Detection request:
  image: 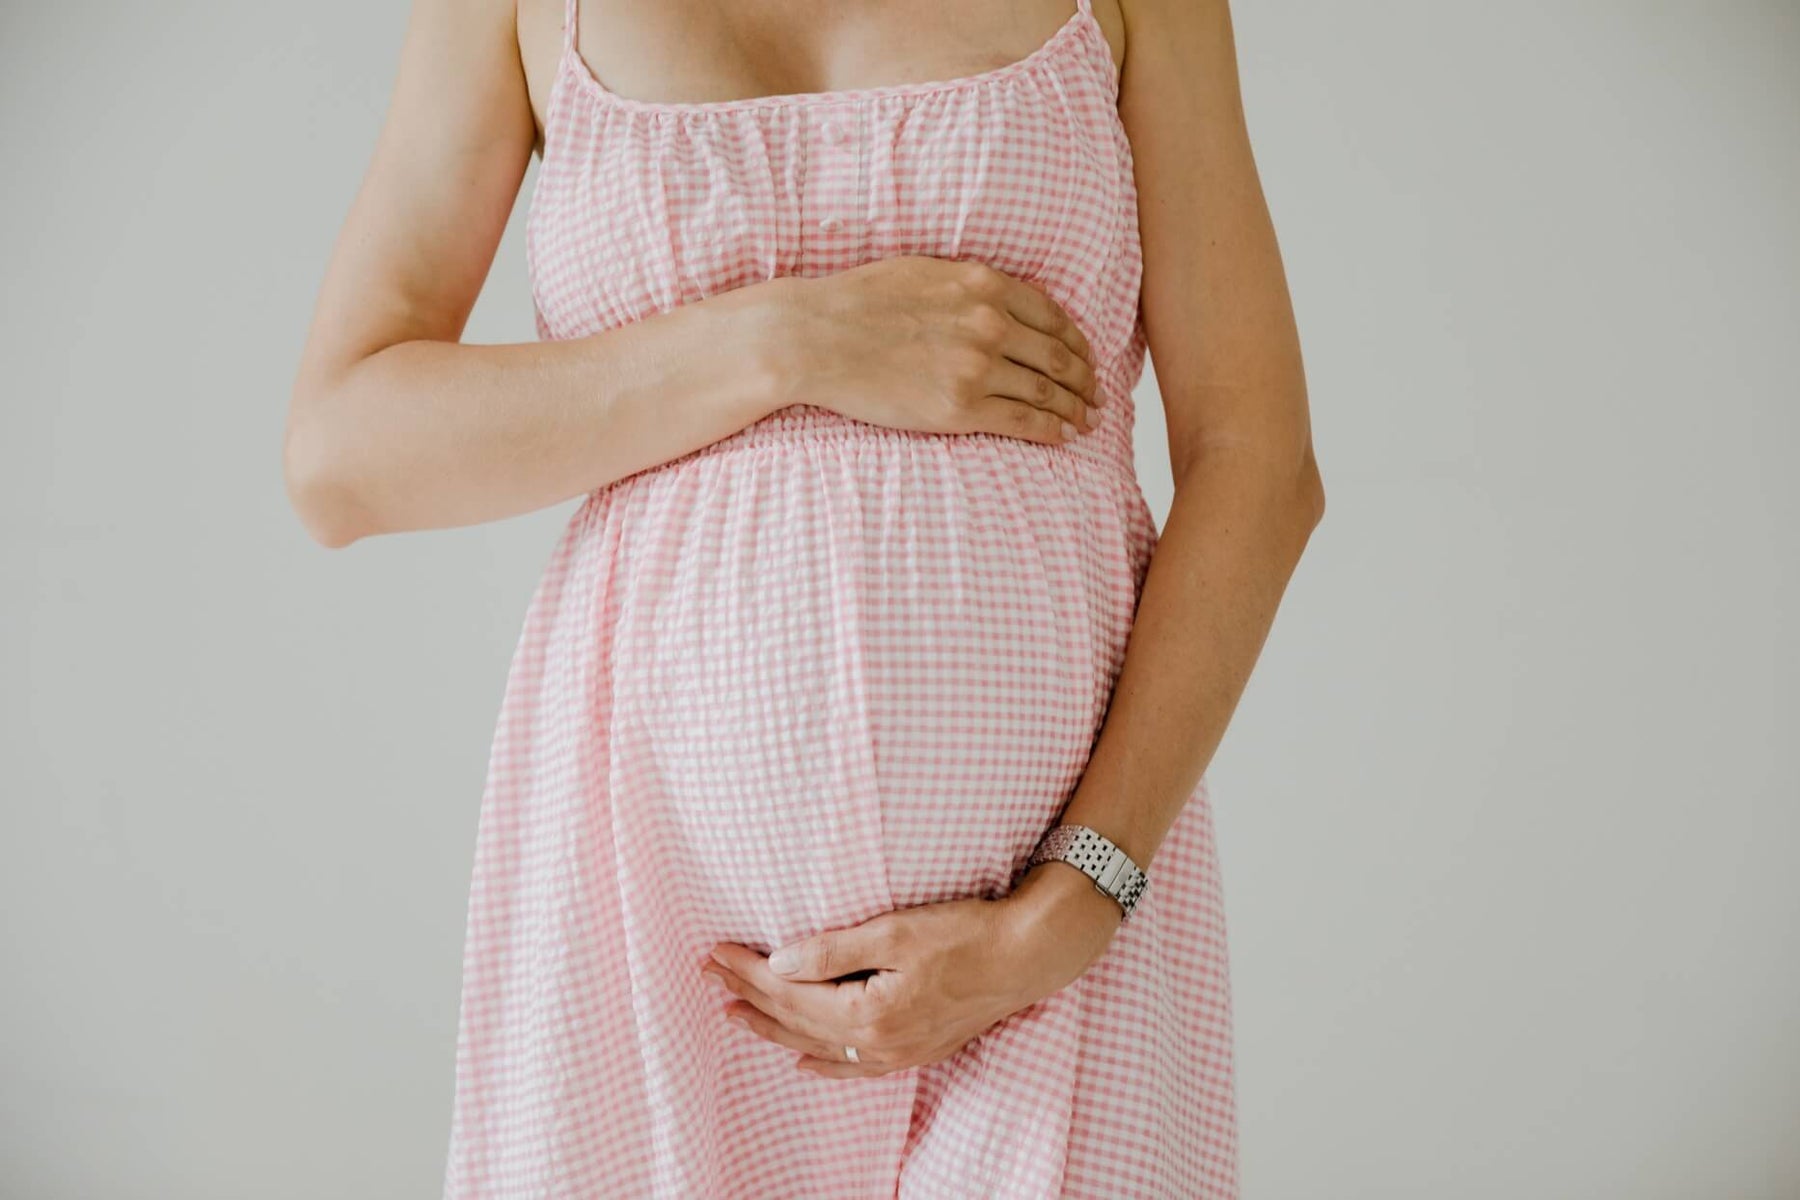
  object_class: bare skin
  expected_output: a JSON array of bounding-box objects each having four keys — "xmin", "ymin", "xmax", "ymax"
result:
[
  {"xmin": 283, "ymin": 0, "xmax": 1107, "ymax": 549},
  {"xmin": 289, "ymin": 0, "xmax": 1323, "ymax": 1078}
]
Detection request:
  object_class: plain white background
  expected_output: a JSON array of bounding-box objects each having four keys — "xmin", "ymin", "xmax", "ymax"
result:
[{"xmin": 3, "ymin": 2, "xmax": 1795, "ymax": 1196}]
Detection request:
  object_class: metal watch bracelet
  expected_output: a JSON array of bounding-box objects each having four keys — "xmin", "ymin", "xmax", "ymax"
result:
[{"xmin": 1023, "ymin": 823, "xmax": 1148, "ymax": 920}]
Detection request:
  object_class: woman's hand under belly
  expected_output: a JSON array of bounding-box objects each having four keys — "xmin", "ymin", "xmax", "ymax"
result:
[{"xmin": 699, "ymin": 860, "xmax": 1122, "ymax": 1077}]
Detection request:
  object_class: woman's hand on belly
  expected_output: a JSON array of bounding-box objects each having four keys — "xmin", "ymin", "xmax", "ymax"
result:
[
  {"xmin": 699, "ymin": 868, "xmax": 1122, "ymax": 1078},
  {"xmin": 763, "ymin": 256, "xmax": 1105, "ymax": 447}
]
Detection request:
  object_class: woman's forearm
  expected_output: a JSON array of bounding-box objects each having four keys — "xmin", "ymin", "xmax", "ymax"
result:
[
  {"xmin": 1011, "ymin": 445, "xmax": 1324, "ymax": 924},
  {"xmin": 284, "ymin": 280, "xmax": 799, "ymax": 548}
]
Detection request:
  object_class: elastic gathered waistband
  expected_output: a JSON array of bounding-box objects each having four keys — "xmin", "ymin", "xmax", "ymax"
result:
[{"xmin": 624, "ymin": 403, "xmax": 1141, "ymax": 491}]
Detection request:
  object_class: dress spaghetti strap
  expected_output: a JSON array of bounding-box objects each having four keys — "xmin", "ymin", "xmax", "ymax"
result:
[{"xmin": 563, "ymin": 0, "xmax": 580, "ymax": 56}]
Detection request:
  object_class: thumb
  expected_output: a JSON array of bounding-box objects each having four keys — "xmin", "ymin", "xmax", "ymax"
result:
[{"xmin": 767, "ymin": 919, "xmax": 893, "ymax": 981}]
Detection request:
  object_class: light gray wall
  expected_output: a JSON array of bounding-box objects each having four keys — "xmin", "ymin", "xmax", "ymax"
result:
[{"xmin": 3, "ymin": 2, "xmax": 1795, "ymax": 1197}]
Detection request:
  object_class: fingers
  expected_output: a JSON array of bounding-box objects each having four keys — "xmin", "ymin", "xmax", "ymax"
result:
[
  {"xmin": 761, "ymin": 918, "xmax": 899, "ymax": 983},
  {"xmin": 947, "ymin": 262, "xmax": 1104, "ymax": 446},
  {"xmin": 999, "ymin": 322, "xmax": 1101, "ymax": 411},
  {"xmin": 726, "ymin": 994, "xmax": 901, "ymax": 1077},
  {"xmin": 970, "ymin": 262, "xmax": 1092, "ymax": 364},
  {"xmin": 704, "ymin": 962, "xmax": 897, "ymax": 1072},
  {"xmin": 963, "ymin": 392, "xmax": 1082, "ymax": 446},
  {"xmin": 983, "ymin": 359, "xmax": 1096, "ymax": 434},
  {"xmin": 724, "ymin": 998, "xmax": 860, "ymax": 1064},
  {"xmin": 705, "ymin": 949, "xmax": 873, "ymax": 1046}
]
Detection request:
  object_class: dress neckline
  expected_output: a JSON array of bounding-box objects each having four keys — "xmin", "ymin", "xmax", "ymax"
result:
[{"xmin": 557, "ymin": 1, "xmax": 1108, "ymax": 118}]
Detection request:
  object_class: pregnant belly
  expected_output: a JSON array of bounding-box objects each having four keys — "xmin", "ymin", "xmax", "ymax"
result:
[{"xmin": 582, "ymin": 404, "xmax": 1158, "ymax": 946}]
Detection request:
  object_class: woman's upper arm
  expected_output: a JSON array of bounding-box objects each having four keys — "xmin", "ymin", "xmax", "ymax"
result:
[
  {"xmin": 293, "ymin": 0, "xmax": 537, "ymax": 399},
  {"xmin": 1116, "ymin": 0, "xmax": 1315, "ymax": 487}
]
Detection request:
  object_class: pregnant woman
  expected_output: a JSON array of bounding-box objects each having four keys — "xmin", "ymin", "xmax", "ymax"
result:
[{"xmin": 285, "ymin": 0, "xmax": 1322, "ymax": 1194}]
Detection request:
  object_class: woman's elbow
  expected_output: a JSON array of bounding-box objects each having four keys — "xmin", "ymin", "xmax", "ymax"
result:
[
  {"xmin": 1298, "ymin": 444, "xmax": 1326, "ymax": 528},
  {"xmin": 283, "ymin": 395, "xmax": 366, "ymax": 550}
]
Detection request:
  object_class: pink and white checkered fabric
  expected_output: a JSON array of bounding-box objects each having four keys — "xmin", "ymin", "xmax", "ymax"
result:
[{"xmin": 442, "ymin": 0, "xmax": 1239, "ymax": 1195}]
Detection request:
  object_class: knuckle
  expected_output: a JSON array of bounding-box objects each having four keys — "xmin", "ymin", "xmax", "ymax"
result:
[
  {"xmin": 948, "ymin": 347, "xmax": 989, "ymax": 393},
  {"xmin": 962, "ymin": 303, "xmax": 1008, "ymax": 347},
  {"xmin": 1032, "ymin": 372, "xmax": 1053, "ymax": 404},
  {"xmin": 1048, "ymin": 340, "xmax": 1071, "ymax": 373},
  {"xmin": 957, "ymin": 259, "xmax": 998, "ymax": 293}
]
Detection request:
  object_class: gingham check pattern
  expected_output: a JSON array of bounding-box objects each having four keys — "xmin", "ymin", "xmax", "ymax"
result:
[{"xmin": 442, "ymin": 0, "xmax": 1239, "ymax": 1195}]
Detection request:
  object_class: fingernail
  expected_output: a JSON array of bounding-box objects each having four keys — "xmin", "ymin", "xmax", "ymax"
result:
[
  {"xmin": 768, "ymin": 947, "xmax": 801, "ymax": 976},
  {"xmin": 1060, "ymin": 421, "xmax": 1079, "ymax": 442},
  {"xmin": 709, "ymin": 947, "xmax": 728, "ymax": 967}
]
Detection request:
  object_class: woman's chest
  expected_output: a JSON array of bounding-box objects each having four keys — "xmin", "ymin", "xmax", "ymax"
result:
[{"xmin": 530, "ymin": 94, "xmax": 1129, "ymax": 335}]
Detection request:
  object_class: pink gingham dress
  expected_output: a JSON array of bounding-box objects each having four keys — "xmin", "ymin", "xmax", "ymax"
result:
[{"xmin": 442, "ymin": 0, "xmax": 1238, "ymax": 1194}]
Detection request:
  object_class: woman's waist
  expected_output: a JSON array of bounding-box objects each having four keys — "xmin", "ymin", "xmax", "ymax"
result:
[{"xmin": 600, "ymin": 403, "xmax": 1144, "ymax": 496}]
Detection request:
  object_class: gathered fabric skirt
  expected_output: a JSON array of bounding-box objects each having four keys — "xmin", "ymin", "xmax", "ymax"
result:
[{"xmin": 442, "ymin": 404, "xmax": 1239, "ymax": 1198}]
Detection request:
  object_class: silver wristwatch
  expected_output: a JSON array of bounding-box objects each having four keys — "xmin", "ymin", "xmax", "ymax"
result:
[{"xmin": 1024, "ymin": 823, "xmax": 1148, "ymax": 920}]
